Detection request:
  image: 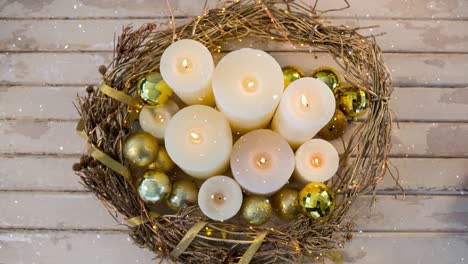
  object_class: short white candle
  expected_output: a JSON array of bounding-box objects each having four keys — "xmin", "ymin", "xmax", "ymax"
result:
[
  {"xmin": 160, "ymin": 39, "xmax": 215, "ymax": 106},
  {"xmin": 212, "ymin": 48, "xmax": 283, "ymax": 134},
  {"xmin": 165, "ymin": 105, "xmax": 232, "ymax": 179},
  {"xmin": 272, "ymin": 77, "xmax": 335, "ymax": 149},
  {"xmin": 139, "ymin": 99, "xmax": 179, "ymax": 140},
  {"xmin": 231, "ymin": 129, "xmax": 295, "ymax": 195},
  {"xmin": 198, "ymin": 175, "xmax": 243, "ymax": 221},
  {"xmin": 294, "ymin": 139, "xmax": 339, "ymax": 183}
]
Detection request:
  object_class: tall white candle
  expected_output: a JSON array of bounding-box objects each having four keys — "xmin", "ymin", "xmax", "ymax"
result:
[
  {"xmin": 139, "ymin": 99, "xmax": 179, "ymax": 140},
  {"xmin": 231, "ymin": 129, "xmax": 295, "ymax": 195},
  {"xmin": 272, "ymin": 77, "xmax": 335, "ymax": 149},
  {"xmin": 212, "ymin": 48, "xmax": 283, "ymax": 134},
  {"xmin": 198, "ymin": 176, "xmax": 243, "ymax": 221},
  {"xmin": 165, "ymin": 105, "xmax": 232, "ymax": 179},
  {"xmin": 294, "ymin": 139, "xmax": 339, "ymax": 183},
  {"xmin": 160, "ymin": 39, "xmax": 215, "ymax": 106}
]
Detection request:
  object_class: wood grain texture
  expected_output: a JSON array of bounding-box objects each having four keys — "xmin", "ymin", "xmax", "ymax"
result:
[
  {"xmin": 0, "ymin": 192, "xmax": 466, "ymax": 231},
  {"xmin": 1, "ymin": 231, "xmax": 467, "ymax": 264},
  {"xmin": 0, "ymin": 0, "xmax": 466, "ymax": 19},
  {"xmin": 2, "ymin": 52, "xmax": 468, "ymax": 86},
  {"xmin": 2, "ymin": 19, "xmax": 468, "ymax": 52}
]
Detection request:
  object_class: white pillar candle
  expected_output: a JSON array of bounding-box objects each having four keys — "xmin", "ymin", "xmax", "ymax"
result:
[
  {"xmin": 231, "ymin": 129, "xmax": 295, "ymax": 195},
  {"xmin": 212, "ymin": 48, "xmax": 283, "ymax": 134},
  {"xmin": 198, "ymin": 175, "xmax": 243, "ymax": 221},
  {"xmin": 160, "ymin": 39, "xmax": 215, "ymax": 106},
  {"xmin": 139, "ymin": 99, "xmax": 179, "ymax": 140},
  {"xmin": 272, "ymin": 77, "xmax": 335, "ymax": 149},
  {"xmin": 165, "ymin": 105, "xmax": 232, "ymax": 179},
  {"xmin": 294, "ymin": 139, "xmax": 339, "ymax": 183}
]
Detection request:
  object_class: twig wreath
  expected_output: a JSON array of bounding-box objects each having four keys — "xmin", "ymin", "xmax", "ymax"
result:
[{"xmin": 74, "ymin": 0, "xmax": 393, "ymax": 263}]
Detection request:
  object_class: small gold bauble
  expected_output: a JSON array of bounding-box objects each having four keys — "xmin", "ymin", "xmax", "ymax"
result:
[
  {"xmin": 123, "ymin": 131, "xmax": 159, "ymax": 167},
  {"xmin": 148, "ymin": 147, "xmax": 175, "ymax": 172},
  {"xmin": 335, "ymin": 85, "xmax": 369, "ymax": 118},
  {"xmin": 167, "ymin": 179, "xmax": 198, "ymax": 210},
  {"xmin": 282, "ymin": 65, "xmax": 304, "ymax": 88},
  {"xmin": 310, "ymin": 66, "xmax": 341, "ymax": 91},
  {"xmin": 317, "ymin": 109, "xmax": 348, "ymax": 140},
  {"xmin": 272, "ymin": 187, "xmax": 299, "ymax": 221},
  {"xmin": 298, "ymin": 182, "xmax": 335, "ymax": 220},
  {"xmin": 137, "ymin": 171, "xmax": 172, "ymax": 204},
  {"xmin": 137, "ymin": 72, "xmax": 173, "ymax": 106},
  {"xmin": 241, "ymin": 196, "xmax": 273, "ymax": 226}
]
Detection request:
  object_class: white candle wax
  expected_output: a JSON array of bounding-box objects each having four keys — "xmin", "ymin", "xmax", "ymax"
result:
[
  {"xmin": 139, "ymin": 99, "xmax": 179, "ymax": 140},
  {"xmin": 212, "ymin": 48, "xmax": 283, "ymax": 134},
  {"xmin": 294, "ymin": 139, "xmax": 339, "ymax": 183},
  {"xmin": 272, "ymin": 77, "xmax": 335, "ymax": 149},
  {"xmin": 198, "ymin": 176, "xmax": 243, "ymax": 221},
  {"xmin": 231, "ymin": 129, "xmax": 295, "ymax": 195},
  {"xmin": 165, "ymin": 105, "xmax": 232, "ymax": 179},
  {"xmin": 160, "ymin": 39, "xmax": 215, "ymax": 106}
]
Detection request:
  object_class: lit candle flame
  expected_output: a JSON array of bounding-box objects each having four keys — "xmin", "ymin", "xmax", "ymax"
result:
[
  {"xmin": 301, "ymin": 94, "xmax": 309, "ymax": 108},
  {"xmin": 182, "ymin": 58, "xmax": 189, "ymax": 69},
  {"xmin": 178, "ymin": 57, "xmax": 192, "ymax": 73},
  {"xmin": 255, "ymin": 152, "xmax": 272, "ymax": 169},
  {"xmin": 189, "ymin": 129, "xmax": 203, "ymax": 144},
  {"xmin": 310, "ymin": 155, "xmax": 322, "ymax": 168}
]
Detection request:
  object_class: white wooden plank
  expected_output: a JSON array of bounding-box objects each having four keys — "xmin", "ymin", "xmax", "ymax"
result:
[
  {"xmin": 0, "ymin": 86, "xmax": 85, "ymax": 120},
  {"xmin": 1, "ymin": 157, "xmax": 466, "ymax": 192},
  {"xmin": 0, "ymin": 192, "xmax": 466, "ymax": 231},
  {"xmin": 1, "ymin": 52, "xmax": 468, "ymax": 86},
  {"xmin": 2, "ymin": 19, "xmax": 468, "ymax": 53},
  {"xmin": 0, "ymin": 231, "xmax": 466, "ymax": 264},
  {"xmin": 2, "ymin": 86, "xmax": 467, "ymax": 122},
  {"xmin": 0, "ymin": 156, "xmax": 85, "ymax": 191},
  {"xmin": 0, "ymin": 0, "xmax": 466, "ymax": 19},
  {"xmin": 2, "ymin": 120, "xmax": 467, "ymax": 157}
]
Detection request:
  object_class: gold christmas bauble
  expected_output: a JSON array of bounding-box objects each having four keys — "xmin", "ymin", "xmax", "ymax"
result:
[
  {"xmin": 272, "ymin": 187, "xmax": 299, "ymax": 221},
  {"xmin": 241, "ymin": 196, "xmax": 272, "ymax": 226},
  {"xmin": 310, "ymin": 66, "xmax": 341, "ymax": 91},
  {"xmin": 123, "ymin": 131, "xmax": 159, "ymax": 167},
  {"xmin": 137, "ymin": 171, "xmax": 172, "ymax": 204},
  {"xmin": 167, "ymin": 179, "xmax": 198, "ymax": 210},
  {"xmin": 335, "ymin": 85, "xmax": 369, "ymax": 118},
  {"xmin": 282, "ymin": 65, "xmax": 304, "ymax": 88},
  {"xmin": 148, "ymin": 147, "xmax": 175, "ymax": 172},
  {"xmin": 298, "ymin": 182, "xmax": 335, "ymax": 220},
  {"xmin": 318, "ymin": 109, "xmax": 348, "ymax": 140},
  {"xmin": 137, "ymin": 72, "xmax": 173, "ymax": 106}
]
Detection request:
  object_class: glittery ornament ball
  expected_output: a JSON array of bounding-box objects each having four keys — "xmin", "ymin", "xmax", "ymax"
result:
[
  {"xmin": 282, "ymin": 66, "xmax": 304, "ymax": 89},
  {"xmin": 123, "ymin": 131, "xmax": 159, "ymax": 167},
  {"xmin": 318, "ymin": 109, "xmax": 348, "ymax": 140},
  {"xmin": 137, "ymin": 171, "xmax": 172, "ymax": 204},
  {"xmin": 272, "ymin": 187, "xmax": 299, "ymax": 221},
  {"xmin": 137, "ymin": 72, "xmax": 173, "ymax": 106},
  {"xmin": 335, "ymin": 85, "xmax": 369, "ymax": 118},
  {"xmin": 298, "ymin": 182, "xmax": 335, "ymax": 220},
  {"xmin": 310, "ymin": 67, "xmax": 341, "ymax": 91},
  {"xmin": 167, "ymin": 179, "xmax": 198, "ymax": 211},
  {"xmin": 241, "ymin": 196, "xmax": 273, "ymax": 226}
]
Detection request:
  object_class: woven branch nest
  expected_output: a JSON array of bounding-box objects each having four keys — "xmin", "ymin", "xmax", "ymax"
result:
[{"xmin": 75, "ymin": 0, "xmax": 393, "ymax": 263}]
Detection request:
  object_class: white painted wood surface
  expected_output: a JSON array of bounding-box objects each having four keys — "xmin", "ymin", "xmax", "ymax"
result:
[{"xmin": 0, "ymin": 0, "xmax": 467, "ymax": 263}]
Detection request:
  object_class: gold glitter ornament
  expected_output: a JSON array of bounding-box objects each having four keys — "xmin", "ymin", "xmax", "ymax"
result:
[
  {"xmin": 166, "ymin": 179, "xmax": 198, "ymax": 210},
  {"xmin": 335, "ymin": 85, "xmax": 369, "ymax": 119},
  {"xmin": 298, "ymin": 182, "xmax": 335, "ymax": 220},
  {"xmin": 123, "ymin": 131, "xmax": 159, "ymax": 167},
  {"xmin": 241, "ymin": 196, "xmax": 273, "ymax": 226},
  {"xmin": 317, "ymin": 109, "xmax": 348, "ymax": 140},
  {"xmin": 282, "ymin": 66, "xmax": 304, "ymax": 88},
  {"xmin": 148, "ymin": 147, "xmax": 175, "ymax": 172},
  {"xmin": 272, "ymin": 187, "xmax": 299, "ymax": 221},
  {"xmin": 137, "ymin": 171, "xmax": 172, "ymax": 204},
  {"xmin": 137, "ymin": 72, "xmax": 173, "ymax": 106},
  {"xmin": 310, "ymin": 66, "xmax": 341, "ymax": 91}
]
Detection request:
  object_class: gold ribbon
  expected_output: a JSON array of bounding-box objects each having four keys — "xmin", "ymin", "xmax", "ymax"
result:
[
  {"xmin": 238, "ymin": 232, "xmax": 268, "ymax": 264},
  {"xmin": 100, "ymin": 83, "xmax": 141, "ymax": 108},
  {"xmin": 170, "ymin": 221, "xmax": 208, "ymax": 258},
  {"xmin": 76, "ymin": 119, "xmax": 131, "ymax": 181},
  {"xmin": 126, "ymin": 211, "xmax": 161, "ymax": 227}
]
